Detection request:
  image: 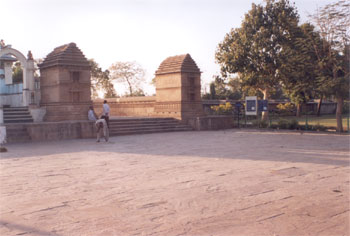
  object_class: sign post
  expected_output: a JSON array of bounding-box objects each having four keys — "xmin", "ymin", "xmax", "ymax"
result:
[
  {"xmin": 235, "ymin": 102, "xmax": 242, "ymax": 128},
  {"xmin": 245, "ymin": 96, "xmax": 257, "ymax": 116}
]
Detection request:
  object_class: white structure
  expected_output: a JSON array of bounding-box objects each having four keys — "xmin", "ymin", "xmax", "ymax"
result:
[
  {"xmin": 0, "ymin": 45, "xmax": 37, "ymax": 107},
  {"xmin": 245, "ymin": 96, "xmax": 257, "ymax": 116}
]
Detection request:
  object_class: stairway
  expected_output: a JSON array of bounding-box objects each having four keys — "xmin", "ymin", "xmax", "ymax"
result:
[
  {"xmin": 109, "ymin": 117, "xmax": 193, "ymax": 136},
  {"xmin": 3, "ymin": 107, "xmax": 34, "ymax": 123}
]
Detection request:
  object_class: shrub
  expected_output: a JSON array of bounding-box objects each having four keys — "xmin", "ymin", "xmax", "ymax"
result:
[
  {"xmin": 269, "ymin": 123, "xmax": 279, "ymax": 129},
  {"xmin": 312, "ymin": 123, "xmax": 327, "ymax": 131},
  {"xmin": 260, "ymin": 120, "xmax": 269, "ymax": 128},
  {"xmin": 343, "ymin": 101, "xmax": 350, "ymax": 115},
  {"xmin": 276, "ymin": 102, "xmax": 295, "ymax": 116},
  {"xmin": 211, "ymin": 102, "xmax": 233, "ymax": 115},
  {"xmin": 252, "ymin": 119, "xmax": 269, "ymax": 128},
  {"xmin": 289, "ymin": 119, "xmax": 299, "ymax": 130},
  {"xmin": 277, "ymin": 119, "xmax": 289, "ymax": 129}
]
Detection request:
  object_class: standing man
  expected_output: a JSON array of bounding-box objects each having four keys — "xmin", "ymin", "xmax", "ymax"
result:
[{"xmin": 103, "ymin": 100, "xmax": 110, "ymax": 128}]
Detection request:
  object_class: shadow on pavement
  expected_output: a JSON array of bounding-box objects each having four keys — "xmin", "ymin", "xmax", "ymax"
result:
[{"xmin": 1, "ymin": 129, "xmax": 349, "ymax": 166}]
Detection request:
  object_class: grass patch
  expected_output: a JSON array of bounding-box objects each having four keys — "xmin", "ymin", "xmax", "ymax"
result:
[{"xmin": 270, "ymin": 115, "xmax": 349, "ymax": 129}]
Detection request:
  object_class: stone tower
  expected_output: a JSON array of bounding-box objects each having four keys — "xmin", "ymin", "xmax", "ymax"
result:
[
  {"xmin": 39, "ymin": 43, "xmax": 91, "ymax": 121},
  {"xmin": 154, "ymin": 54, "xmax": 204, "ymax": 121}
]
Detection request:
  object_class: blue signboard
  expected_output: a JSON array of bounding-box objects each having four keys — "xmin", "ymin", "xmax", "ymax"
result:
[
  {"xmin": 246, "ymin": 100, "xmax": 256, "ymax": 112},
  {"xmin": 235, "ymin": 102, "xmax": 242, "ymax": 110},
  {"xmin": 245, "ymin": 96, "xmax": 257, "ymax": 115},
  {"xmin": 258, "ymin": 100, "xmax": 268, "ymax": 112}
]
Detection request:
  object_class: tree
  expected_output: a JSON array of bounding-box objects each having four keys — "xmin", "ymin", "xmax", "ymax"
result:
[
  {"xmin": 280, "ymin": 23, "xmax": 321, "ymax": 116},
  {"xmin": 216, "ymin": 0, "xmax": 300, "ymax": 120},
  {"xmin": 209, "ymin": 82, "xmax": 216, "ymax": 99},
  {"xmin": 12, "ymin": 61, "xmax": 23, "ymax": 84},
  {"xmin": 109, "ymin": 61, "xmax": 145, "ymax": 96},
  {"xmin": 309, "ymin": 0, "xmax": 350, "ymax": 132},
  {"xmin": 89, "ymin": 59, "xmax": 117, "ymax": 99}
]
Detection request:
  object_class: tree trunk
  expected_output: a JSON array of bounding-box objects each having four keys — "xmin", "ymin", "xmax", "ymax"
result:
[
  {"xmin": 261, "ymin": 89, "xmax": 269, "ymax": 121},
  {"xmin": 296, "ymin": 103, "xmax": 302, "ymax": 117},
  {"xmin": 336, "ymin": 96, "xmax": 343, "ymax": 133},
  {"xmin": 126, "ymin": 79, "xmax": 133, "ymax": 96},
  {"xmin": 316, "ymin": 95, "xmax": 323, "ymax": 117}
]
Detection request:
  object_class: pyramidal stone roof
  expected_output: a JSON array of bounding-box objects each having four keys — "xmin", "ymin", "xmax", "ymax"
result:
[
  {"xmin": 39, "ymin": 43, "xmax": 90, "ymax": 69},
  {"xmin": 155, "ymin": 54, "xmax": 200, "ymax": 75}
]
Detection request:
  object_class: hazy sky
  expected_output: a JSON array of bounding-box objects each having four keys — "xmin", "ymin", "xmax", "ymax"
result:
[{"xmin": 2, "ymin": 0, "xmax": 331, "ymax": 95}]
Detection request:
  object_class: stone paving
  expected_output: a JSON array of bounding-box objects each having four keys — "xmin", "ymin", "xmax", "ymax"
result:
[{"xmin": 0, "ymin": 129, "xmax": 349, "ymax": 236}]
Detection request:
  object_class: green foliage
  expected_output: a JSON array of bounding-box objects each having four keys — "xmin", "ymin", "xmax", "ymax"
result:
[
  {"xmin": 309, "ymin": 0, "xmax": 350, "ymax": 132},
  {"xmin": 127, "ymin": 88, "xmax": 145, "ymax": 97},
  {"xmin": 312, "ymin": 123, "xmax": 327, "ymax": 131},
  {"xmin": 289, "ymin": 119, "xmax": 299, "ymax": 130},
  {"xmin": 252, "ymin": 119, "xmax": 269, "ymax": 128},
  {"xmin": 104, "ymin": 85, "xmax": 117, "ymax": 98},
  {"xmin": 89, "ymin": 59, "xmax": 116, "ymax": 99},
  {"xmin": 12, "ymin": 62, "xmax": 23, "ymax": 84},
  {"xmin": 211, "ymin": 102, "xmax": 233, "ymax": 115},
  {"xmin": 280, "ymin": 23, "xmax": 321, "ymax": 106},
  {"xmin": 203, "ymin": 75, "xmax": 244, "ymax": 100},
  {"xmin": 343, "ymin": 101, "xmax": 350, "ymax": 115},
  {"xmin": 277, "ymin": 119, "xmax": 290, "ymax": 129},
  {"xmin": 299, "ymin": 123, "xmax": 327, "ymax": 131},
  {"xmin": 277, "ymin": 118, "xmax": 299, "ymax": 129},
  {"xmin": 209, "ymin": 82, "xmax": 216, "ymax": 99},
  {"xmin": 276, "ymin": 103, "xmax": 295, "ymax": 115},
  {"xmin": 215, "ymin": 0, "xmax": 300, "ymax": 99}
]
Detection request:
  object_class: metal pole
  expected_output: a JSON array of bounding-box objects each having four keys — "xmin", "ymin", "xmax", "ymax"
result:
[
  {"xmin": 237, "ymin": 109, "xmax": 240, "ymax": 128},
  {"xmin": 305, "ymin": 115, "xmax": 308, "ymax": 130}
]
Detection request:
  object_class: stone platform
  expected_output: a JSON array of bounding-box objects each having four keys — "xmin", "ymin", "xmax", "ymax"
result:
[
  {"xmin": 3, "ymin": 117, "xmax": 193, "ymax": 143},
  {"xmin": 0, "ymin": 130, "xmax": 349, "ymax": 235}
]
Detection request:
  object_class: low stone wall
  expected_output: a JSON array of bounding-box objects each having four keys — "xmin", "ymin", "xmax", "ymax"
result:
[
  {"xmin": 188, "ymin": 116, "xmax": 235, "ymax": 131},
  {"xmin": 93, "ymin": 96, "xmax": 156, "ymax": 118},
  {"xmin": 25, "ymin": 121, "xmax": 96, "ymax": 141}
]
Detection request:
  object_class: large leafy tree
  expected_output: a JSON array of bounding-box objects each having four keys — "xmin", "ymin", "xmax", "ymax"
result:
[
  {"xmin": 309, "ymin": 0, "xmax": 350, "ymax": 132},
  {"xmin": 89, "ymin": 59, "xmax": 117, "ymax": 99},
  {"xmin": 280, "ymin": 23, "xmax": 321, "ymax": 116},
  {"xmin": 216, "ymin": 0, "xmax": 300, "ymax": 120},
  {"xmin": 109, "ymin": 61, "xmax": 145, "ymax": 96}
]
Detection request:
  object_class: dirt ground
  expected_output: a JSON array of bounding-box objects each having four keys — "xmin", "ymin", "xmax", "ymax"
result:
[{"xmin": 0, "ymin": 129, "xmax": 349, "ymax": 236}]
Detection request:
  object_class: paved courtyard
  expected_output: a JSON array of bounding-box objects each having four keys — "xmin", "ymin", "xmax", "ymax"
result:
[{"xmin": 0, "ymin": 129, "xmax": 349, "ymax": 236}]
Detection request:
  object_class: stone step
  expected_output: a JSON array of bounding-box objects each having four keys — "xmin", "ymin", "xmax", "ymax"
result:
[
  {"xmin": 3, "ymin": 118, "xmax": 34, "ymax": 123},
  {"xmin": 109, "ymin": 118, "xmax": 178, "ymax": 123},
  {"xmin": 3, "ymin": 106, "xmax": 34, "ymax": 124},
  {"xmin": 3, "ymin": 107, "xmax": 29, "ymax": 112},
  {"xmin": 108, "ymin": 122, "xmax": 185, "ymax": 128},
  {"xmin": 3, "ymin": 111, "xmax": 31, "ymax": 115},
  {"xmin": 109, "ymin": 125, "xmax": 192, "ymax": 132},
  {"xmin": 107, "ymin": 117, "xmax": 192, "ymax": 136},
  {"xmin": 110, "ymin": 127, "xmax": 192, "ymax": 136},
  {"xmin": 4, "ymin": 114, "xmax": 32, "ymax": 118}
]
